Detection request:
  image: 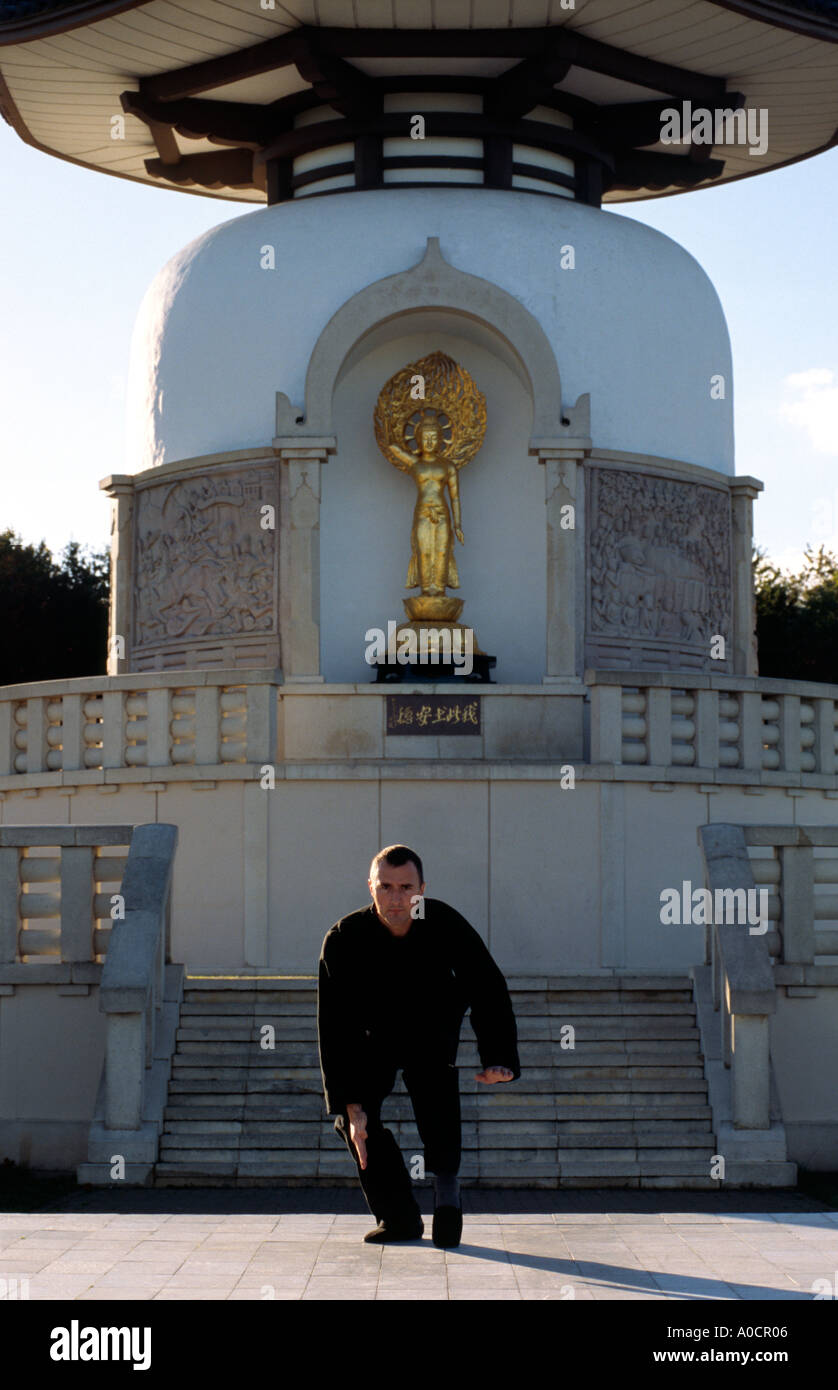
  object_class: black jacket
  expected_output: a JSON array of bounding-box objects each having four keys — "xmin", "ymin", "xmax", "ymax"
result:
[{"xmin": 317, "ymin": 897, "xmax": 520, "ymax": 1115}]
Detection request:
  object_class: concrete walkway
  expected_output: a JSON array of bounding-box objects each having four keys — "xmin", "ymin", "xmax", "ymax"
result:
[{"xmin": 1, "ymin": 1189, "xmax": 836, "ymax": 1301}]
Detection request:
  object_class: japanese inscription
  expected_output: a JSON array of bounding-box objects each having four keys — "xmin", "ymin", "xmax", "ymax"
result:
[{"xmin": 386, "ymin": 695, "xmax": 481, "ymax": 735}]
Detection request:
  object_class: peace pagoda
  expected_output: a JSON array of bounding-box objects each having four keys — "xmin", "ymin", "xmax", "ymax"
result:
[{"xmin": 1, "ymin": 0, "xmax": 838, "ymax": 1190}]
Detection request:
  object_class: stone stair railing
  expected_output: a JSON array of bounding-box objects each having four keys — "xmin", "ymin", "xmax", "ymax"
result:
[
  {"xmin": 694, "ymin": 823, "xmax": 798, "ymax": 1189},
  {"xmin": 697, "ymin": 824, "xmax": 776, "ymax": 1131},
  {"xmin": 78, "ymin": 823, "xmax": 183, "ymax": 1186},
  {"xmin": 589, "ymin": 669, "xmax": 838, "ymax": 776}
]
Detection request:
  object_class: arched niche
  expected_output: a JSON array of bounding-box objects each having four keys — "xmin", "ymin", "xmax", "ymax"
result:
[
  {"xmin": 274, "ymin": 239, "xmax": 590, "ymax": 684},
  {"xmin": 322, "ymin": 313, "xmax": 545, "ymax": 683}
]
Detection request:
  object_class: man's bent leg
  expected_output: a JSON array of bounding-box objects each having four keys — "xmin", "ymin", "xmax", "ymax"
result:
[
  {"xmin": 334, "ymin": 1092, "xmax": 421, "ymax": 1228},
  {"xmin": 402, "ymin": 1061, "xmax": 462, "ymax": 1177},
  {"xmin": 403, "ymin": 1061, "xmax": 463, "ymax": 1248}
]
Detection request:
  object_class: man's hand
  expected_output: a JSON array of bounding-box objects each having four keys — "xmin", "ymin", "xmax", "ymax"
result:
[
  {"xmin": 346, "ymin": 1103, "xmax": 368, "ymax": 1169},
  {"xmin": 474, "ymin": 1066, "xmax": 514, "ymax": 1084}
]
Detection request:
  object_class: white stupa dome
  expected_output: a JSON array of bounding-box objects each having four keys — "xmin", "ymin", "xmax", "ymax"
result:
[{"xmin": 125, "ymin": 187, "xmax": 734, "ymax": 478}]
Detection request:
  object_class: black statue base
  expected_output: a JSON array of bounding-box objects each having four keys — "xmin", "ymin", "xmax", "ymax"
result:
[{"xmin": 374, "ymin": 654, "xmax": 496, "ymax": 684}]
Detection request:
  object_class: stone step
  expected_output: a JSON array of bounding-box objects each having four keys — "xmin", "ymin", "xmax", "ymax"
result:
[
  {"xmin": 174, "ymin": 1043, "xmax": 322, "ymax": 1060},
  {"xmin": 176, "ymin": 1024, "xmax": 319, "ymax": 1039},
  {"xmin": 156, "ymin": 1149, "xmax": 720, "ymax": 1178},
  {"xmin": 557, "ymin": 1147, "xmax": 717, "ymax": 1163},
  {"xmin": 168, "ymin": 1057, "xmax": 706, "ymax": 1082},
  {"xmin": 508, "ymin": 976, "xmax": 694, "ymax": 992},
  {"xmin": 171, "ymin": 1022, "xmax": 707, "ymax": 1044},
  {"xmin": 167, "ymin": 1077, "xmax": 324, "ymax": 1094},
  {"xmin": 161, "ymin": 1101, "xmax": 714, "ymax": 1134},
  {"xmin": 169, "ymin": 1048, "xmax": 706, "ymax": 1075},
  {"xmin": 180, "ymin": 993, "xmax": 696, "ymax": 1011},
  {"xmin": 553, "ymin": 1158, "xmax": 722, "ymax": 1177},
  {"xmin": 554, "ymin": 1104, "xmax": 713, "ymax": 1120},
  {"xmin": 182, "ymin": 975, "xmax": 692, "ymax": 990},
  {"xmin": 540, "ymin": 992, "xmax": 695, "ymax": 1004},
  {"xmin": 158, "ymin": 1123, "xmax": 719, "ymax": 1155},
  {"xmin": 163, "ymin": 1103, "xmax": 325, "ymax": 1120},
  {"xmin": 553, "ymin": 1118, "xmax": 714, "ymax": 1136},
  {"xmin": 167, "ymin": 1063, "xmax": 706, "ymax": 1091},
  {"xmin": 162, "ymin": 1105, "xmax": 712, "ymax": 1130},
  {"xmin": 152, "ymin": 1149, "xmax": 555, "ymax": 1174},
  {"xmin": 149, "ymin": 1172, "xmax": 744, "ymax": 1190},
  {"xmin": 181, "ymin": 1002, "xmax": 317, "ymax": 1016},
  {"xmin": 538, "ymin": 1063, "xmax": 706, "ymax": 1077},
  {"xmin": 551, "ymin": 1044, "xmax": 704, "ymax": 1058},
  {"xmin": 183, "ymin": 983, "xmax": 315, "ymax": 994},
  {"xmin": 519, "ymin": 1002, "xmax": 697, "ymax": 1016},
  {"xmin": 177, "ymin": 1001, "xmax": 696, "ymax": 1025},
  {"xmin": 172, "ymin": 1030, "xmax": 703, "ymax": 1053},
  {"xmin": 556, "ymin": 1130, "xmax": 716, "ymax": 1147},
  {"xmin": 169, "ymin": 1065, "xmax": 322, "ymax": 1079},
  {"xmin": 166, "ymin": 1085, "xmax": 711, "ymax": 1110},
  {"xmin": 181, "ymin": 995, "xmax": 316, "ymax": 1009}
]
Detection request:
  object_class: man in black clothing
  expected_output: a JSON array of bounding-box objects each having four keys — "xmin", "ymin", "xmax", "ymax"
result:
[{"xmin": 317, "ymin": 844, "xmax": 520, "ymax": 1248}]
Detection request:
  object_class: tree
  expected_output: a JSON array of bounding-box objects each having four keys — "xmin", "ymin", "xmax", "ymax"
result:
[
  {"xmin": 0, "ymin": 530, "xmax": 109, "ymax": 686},
  {"xmin": 754, "ymin": 544, "xmax": 838, "ymax": 685}
]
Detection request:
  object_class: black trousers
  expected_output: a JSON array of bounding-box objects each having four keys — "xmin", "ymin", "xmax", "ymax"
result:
[{"xmin": 334, "ymin": 1059, "xmax": 461, "ymax": 1225}]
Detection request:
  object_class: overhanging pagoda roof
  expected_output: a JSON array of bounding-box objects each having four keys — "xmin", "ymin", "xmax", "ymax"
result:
[{"xmin": 1, "ymin": 0, "xmax": 836, "ymax": 204}]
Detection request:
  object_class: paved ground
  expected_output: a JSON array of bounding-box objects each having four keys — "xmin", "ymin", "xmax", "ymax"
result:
[{"xmin": 1, "ymin": 1188, "xmax": 837, "ymax": 1300}]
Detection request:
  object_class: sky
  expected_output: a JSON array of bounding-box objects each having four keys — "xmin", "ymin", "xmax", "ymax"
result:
[{"xmin": 1, "ymin": 118, "xmax": 837, "ymax": 577}]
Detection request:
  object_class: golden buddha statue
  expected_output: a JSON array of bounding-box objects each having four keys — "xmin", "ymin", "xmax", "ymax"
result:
[
  {"xmin": 374, "ymin": 352, "xmax": 486, "ymax": 627},
  {"xmin": 382, "ymin": 409, "xmax": 463, "ymax": 600}
]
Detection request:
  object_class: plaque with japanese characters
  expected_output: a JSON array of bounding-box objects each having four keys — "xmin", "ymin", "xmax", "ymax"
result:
[{"xmin": 386, "ymin": 694, "xmax": 481, "ymax": 736}]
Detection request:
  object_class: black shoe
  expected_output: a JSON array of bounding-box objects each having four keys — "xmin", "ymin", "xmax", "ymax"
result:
[
  {"xmin": 363, "ymin": 1218, "xmax": 424, "ymax": 1244},
  {"xmin": 432, "ymin": 1205, "xmax": 462, "ymax": 1249}
]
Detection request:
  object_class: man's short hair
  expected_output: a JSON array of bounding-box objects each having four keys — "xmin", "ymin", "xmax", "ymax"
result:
[{"xmin": 369, "ymin": 844, "xmax": 424, "ymax": 885}]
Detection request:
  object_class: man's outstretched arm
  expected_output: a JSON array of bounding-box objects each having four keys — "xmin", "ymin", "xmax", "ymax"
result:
[{"xmin": 446, "ymin": 908, "xmax": 520, "ymax": 1084}]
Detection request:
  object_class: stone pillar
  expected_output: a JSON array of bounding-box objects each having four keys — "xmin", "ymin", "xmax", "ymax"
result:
[
  {"xmin": 530, "ymin": 439, "xmax": 590, "ymax": 682},
  {"xmin": 732, "ymin": 1014, "xmax": 770, "ymax": 1130},
  {"xmin": 780, "ymin": 843, "xmax": 815, "ymax": 965},
  {"xmin": 730, "ymin": 477, "xmax": 763, "ymax": 677},
  {"xmin": 276, "ymin": 439, "xmax": 336, "ymax": 683},
  {"xmin": 99, "ymin": 475, "xmax": 135, "ymax": 675},
  {"xmin": 105, "ymin": 1012, "xmax": 144, "ymax": 1130}
]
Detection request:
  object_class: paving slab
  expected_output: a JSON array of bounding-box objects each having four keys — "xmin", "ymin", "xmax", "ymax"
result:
[{"xmin": 1, "ymin": 1186, "xmax": 834, "ymax": 1301}]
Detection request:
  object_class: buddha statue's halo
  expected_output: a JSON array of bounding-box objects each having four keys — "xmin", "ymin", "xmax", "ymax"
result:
[{"xmin": 373, "ymin": 350, "xmax": 487, "ymax": 472}]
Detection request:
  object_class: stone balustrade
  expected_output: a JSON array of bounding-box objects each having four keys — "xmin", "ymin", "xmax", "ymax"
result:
[
  {"xmin": 0, "ymin": 819, "xmax": 183, "ymax": 1180},
  {"xmin": 588, "ymin": 669, "xmax": 838, "ymax": 777},
  {"xmin": 0, "ymin": 671, "xmax": 276, "ymax": 777},
  {"xmin": 2, "ymin": 669, "xmax": 838, "ymax": 783},
  {"xmin": 744, "ymin": 826, "xmax": 838, "ymax": 966},
  {"xmin": 0, "ymin": 825, "xmax": 132, "ymax": 969}
]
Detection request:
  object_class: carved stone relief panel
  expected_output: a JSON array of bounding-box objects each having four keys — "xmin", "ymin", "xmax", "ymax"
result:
[
  {"xmin": 133, "ymin": 464, "xmax": 278, "ymax": 653},
  {"xmin": 586, "ymin": 466, "xmax": 732, "ymax": 671}
]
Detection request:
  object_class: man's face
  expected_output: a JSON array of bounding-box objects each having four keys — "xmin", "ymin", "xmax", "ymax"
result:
[{"xmin": 368, "ymin": 860, "xmax": 425, "ymax": 936}]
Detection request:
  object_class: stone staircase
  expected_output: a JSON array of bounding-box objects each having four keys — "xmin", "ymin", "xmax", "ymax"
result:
[{"xmin": 153, "ymin": 975, "xmax": 788, "ymax": 1189}]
